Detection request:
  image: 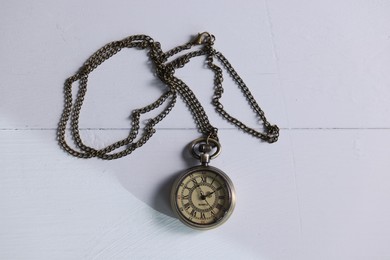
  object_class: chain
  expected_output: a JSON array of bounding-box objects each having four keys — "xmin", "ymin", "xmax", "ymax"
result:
[{"xmin": 58, "ymin": 32, "xmax": 279, "ymax": 159}]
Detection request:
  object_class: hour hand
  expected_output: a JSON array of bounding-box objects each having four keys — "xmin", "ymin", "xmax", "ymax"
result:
[
  {"xmin": 192, "ymin": 179, "xmax": 204, "ymax": 197},
  {"xmin": 206, "ymin": 190, "xmax": 217, "ymax": 198}
]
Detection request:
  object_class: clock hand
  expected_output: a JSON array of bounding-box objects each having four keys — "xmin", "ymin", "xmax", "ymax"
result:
[
  {"xmin": 204, "ymin": 197, "xmax": 213, "ymax": 208},
  {"xmin": 206, "ymin": 190, "xmax": 216, "ymax": 197},
  {"xmin": 192, "ymin": 179, "xmax": 205, "ymax": 198}
]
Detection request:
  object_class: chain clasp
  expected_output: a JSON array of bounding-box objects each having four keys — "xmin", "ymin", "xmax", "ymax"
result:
[{"xmin": 191, "ymin": 32, "xmax": 215, "ymax": 45}]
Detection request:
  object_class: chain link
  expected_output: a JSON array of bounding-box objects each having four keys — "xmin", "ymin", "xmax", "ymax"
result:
[{"xmin": 58, "ymin": 32, "xmax": 279, "ymax": 159}]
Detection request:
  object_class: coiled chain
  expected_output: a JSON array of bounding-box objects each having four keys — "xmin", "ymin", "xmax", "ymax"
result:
[{"xmin": 57, "ymin": 32, "xmax": 279, "ymax": 159}]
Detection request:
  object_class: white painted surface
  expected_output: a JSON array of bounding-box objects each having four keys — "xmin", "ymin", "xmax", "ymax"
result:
[{"xmin": 1, "ymin": 0, "xmax": 389, "ymax": 259}]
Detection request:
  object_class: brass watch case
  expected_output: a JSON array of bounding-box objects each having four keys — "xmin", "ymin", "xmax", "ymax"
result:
[{"xmin": 171, "ymin": 165, "xmax": 236, "ymax": 230}]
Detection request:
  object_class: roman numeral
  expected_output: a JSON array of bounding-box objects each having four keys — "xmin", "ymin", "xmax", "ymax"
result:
[
  {"xmin": 201, "ymin": 212, "xmax": 206, "ymax": 219},
  {"xmin": 216, "ymin": 204, "xmax": 224, "ymax": 210},
  {"xmin": 190, "ymin": 209, "xmax": 197, "ymax": 217},
  {"xmin": 182, "ymin": 195, "xmax": 189, "ymax": 200},
  {"xmin": 218, "ymin": 195, "xmax": 225, "ymax": 200},
  {"xmin": 184, "ymin": 203, "xmax": 190, "ymax": 210},
  {"xmin": 210, "ymin": 174, "xmax": 217, "ymax": 185}
]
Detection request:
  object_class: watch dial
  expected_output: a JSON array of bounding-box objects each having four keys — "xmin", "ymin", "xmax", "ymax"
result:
[{"xmin": 172, "ymin": 166, "xmax": 235, "ymax": 229}]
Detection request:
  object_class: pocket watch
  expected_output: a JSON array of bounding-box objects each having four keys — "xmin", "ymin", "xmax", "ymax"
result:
[
  {"xmin": 58, "ymin": 33, "xmax": 279, "ymax": 230},
  {"xmin": 171, "ymin": 138, "xmax": 236, "ymax": 230}
]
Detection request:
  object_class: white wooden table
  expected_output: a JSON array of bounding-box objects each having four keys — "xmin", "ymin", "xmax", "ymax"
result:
[{"xmin": 1, "ymin": 1, "xmax": 390, "ymax": 259}]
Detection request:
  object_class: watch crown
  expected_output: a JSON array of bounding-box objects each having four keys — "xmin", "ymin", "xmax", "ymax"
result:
[{"xmin": 200, "ymin": 153, "xmax": 210, "ymax": 165}]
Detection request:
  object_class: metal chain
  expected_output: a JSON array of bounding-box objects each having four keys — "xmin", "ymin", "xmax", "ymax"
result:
[{"xmin": 58, "ymin": 32, "xmax": 279, "ymax": 159}]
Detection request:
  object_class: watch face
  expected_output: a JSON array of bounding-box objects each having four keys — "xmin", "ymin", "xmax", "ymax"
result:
[{"xmin": 171, "ymin": 165, "xmax": 236, "ymax": 230}]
